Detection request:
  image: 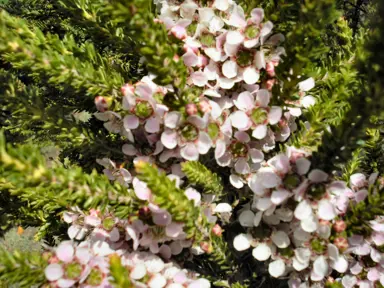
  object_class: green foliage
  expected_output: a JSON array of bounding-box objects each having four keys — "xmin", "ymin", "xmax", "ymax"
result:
[
  {"xmin": 0, "ymin": 132, "xmax": 134, "ymax": 238},
  {"xmin": 273, "ymin": 0, "xmax": 341, "ymax": 100},
  {"xmin": 362, "ymin": 128, "xmax": 384, "ymax": 174},
  {"xmin": 0, "ymin": 10, "xmax": 125, "ymax": 100},
  {"xmin": 97, "ymin": 0, "xmax": 188, "ymax": 91},
  {"xmin": 181, "ymin": 161, "xmax": 224, "ymax": 196},
  {"xmin": 345, "ymin": 179, "xmax": 384, "ymax": 237},
  {"xmin": 0, "ymin": 248, "xmax": 47, "ymax": 287},
  {"xmin": 135, "ymin": 161, "xmax": 210, "ymax": 240},
  {"xmin": 109, "ymin": 254, "xmax": 132, "ymax": 287}
]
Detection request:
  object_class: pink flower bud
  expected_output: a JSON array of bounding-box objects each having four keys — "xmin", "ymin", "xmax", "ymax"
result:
[
  {"xmin": 94, "ymin": 96, "xmax": 108, "ymax": 112},
  {"xmin": 89, "ymin": 209, "xmax": 100, "ymax": 217},
  {"xmin": 173, "ymin": 54, "xmax": 180, "ymax": 62},
  {"xmin": 199, "ymin": 100, "xmax": 211, "ymax": 113},
  {"xmin": 333, "ymin": 220, "xmax": 347, "ymax": 233},
  {"xmin": 266, "ymin": 62, "xmax": 275, "ymax": 77},
  {"xmin": 121, "ymin": 84, "xmax": 135, "ymax": 97},
  {"xmin": 319, "ymin": 219, "xmax": 330, "ymax": 226},
  {"xmin": 200, "ymin": 241, "xmax": 213, "ymax": 253},
  {"xmin": 212, "ymin": 224, "xmax": 222, "ymax": 236},
  {"xmin": 266, "ymin": 79, "xmax": 276, "ymax": 90},
  {"xmin": 183, "ymin": 44, "xmax": 199, "ymax": 54},
  {"xmin": 171, "ymin": 26, "xmax": 187, "ymax": 40},
  {"xmin": 197, "ymin": 55, "xmax": 208, "ymax": 68},
  {"xmin": 326, "ymin": 277, "xmax": 335, "ymax": 284},
  {"xmin": 334, "ymin": 237, "xmax": 349, "ymax": 251},
  {"xmin": 186, "ymin": 103, "xmax": 198, "ymax": 115}
]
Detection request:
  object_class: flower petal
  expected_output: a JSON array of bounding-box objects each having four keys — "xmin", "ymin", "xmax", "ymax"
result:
[
  {"xmin": 234, "ymin": 91, "xmax": 254, "ymax": 111},
  {"xmin": 161, "ymin": 129, "xmax": 178, "ymax": 149},
  {"xmin": 165, "ymin": 111, "xmax": 182, "ymax": 129},
  {"xmin": 180, "ymin": 143, "xmax": 199, "ymax": 161},
  {"xmin": 271, "ymin": 188, "xmax": 291, "ymax": 205},
  {"xmin": 230, "ymin": 111, "xmax": 250, "ymax": 130},
  {"xmin": 313, "ymin": 256, "xmax": 328, "ymax": 279},
  {"xmin": 295, "ymin": 157, "xmax": 311, "ymax": 175},
  {"xmin": 226, "ymin": 31, "xmax": 244, "ymax": 45},
  {"xmin": 145, "ymin": 117, "xmax": 160, "ymax": 133},
  {"xmin": 252, "ymin": 243, "xmax": 271, "ymax": 261},
  {"xmin": 191, "ymin": 71, "xmax": 208, "ymax": 87},
  {"xmin": 230, "ymin": 174, "xmax": 244, "ymax": 188},
  {"xmin": 271, "ymin": 231, "xmax": 290, "ymax": 248},
  {"xmin": 317, "ymin": 199, "xmax": 337, "ymax": 220},
  {"xmin": 233, "ymin": 233, "xmax": 251, "ymax": 251},
  {"xmin": 239, "ymin": 210, "xmax": 255, "ymax": 227},
  {"xmin": 252, "ymin": 125, "xmax": 267, "ymax": 139},
  {"xmin": 197, "ymin": 132, "xmax": 212, "ymax": 154},
  {"xmin": 268, "ymin": 106, "xmax": 282, "ymax": 125},
  {"xmin": 308, "ymin": 169, "xmax": 328, "ymax": 183},
  {"xmin": 123, "ymin": 115, "xmax": 139, "ymax": 130},
  {"xmin": 249, "ymin": 149, "xmax": 264, "ymax": 163},
  {"xmin": 298, "ymin": 78, "xmax": 315, "ymax": 91},
  {"xmin": 45, "ymin": 263, "xmax": 63, "ymax": 282},
  {"xmin": 294, "ymin": 200, "xmax": 312, "ymax": 220},
  {"xmin": 243, "ymin": 67, "xmax": 260, "ymax": 85},
  {"xmin": 268, "ymin": 259, "xmax": 285, "ymax": 278},
  {"xmin": 222, "ymin": 60, "xmax": 238, "ymax": 78},
  {"xmin": 235, "ymin": 158, "xmax": 250, "ymax": 174},
  {"xmin": 56, "ymin": 241, "xmax": 74, "ymax": 263}
]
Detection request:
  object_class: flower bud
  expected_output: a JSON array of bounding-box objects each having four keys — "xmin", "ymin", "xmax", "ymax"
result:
[
  {"xmin": 200, "ymin": 241, "xmax": 213, "ymax": 254},
  {"xmin": 333, "ymin": 237, "xmax": 348, "ymax": 251},
  {"xmin": 212, "ymin": 224, "xmax": 223, "ymax": 236},
  {"xmin": 199, "ymin": 100, "xmax": 211, "ymax": 113},
  {"xmin": 333, "ymin": 220, "xmax": 347, "ymax": 233},
  {"xmin": 186, "ymin": 103, "xmax": 198, "ymax": 115},
  {"xmin": 266, "ymin": 79, "xmax": 276, "ymax": 90},
  {"xmin": 266, "ymin": 62, "xmax": 275, "ymax": 77},
  {"xmin": 94, "ymin": 96, "xmax": 110, "ymax": 112},
  {"xmin": 121, "ymin": 83, "xmax": 135, "ymax": 97},
  {"xmin": 171, "ymin": 26, "xmax": 187, "ymax": 40}
]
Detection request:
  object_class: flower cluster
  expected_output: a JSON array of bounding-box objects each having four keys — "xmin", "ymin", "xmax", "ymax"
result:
[
  {"xmin": 233, "ymin": 151, "xmax": 384, "ymax": 287},
  {"xmin": 44, "ymin": 240, "xmax": 210, "ymax": 288},
  {"xmin": 94, "ymin": 0, "xmax": 316, "ymax": 185}
]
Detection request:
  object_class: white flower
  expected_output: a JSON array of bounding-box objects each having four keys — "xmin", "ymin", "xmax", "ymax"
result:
[{"xmin": 233, "ymin": 233, "xmax": 252, "ymax": 251}]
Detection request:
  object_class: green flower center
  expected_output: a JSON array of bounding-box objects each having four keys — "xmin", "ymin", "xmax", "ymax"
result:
[
  {"xmin": 229, "ymin": 141, "xmax": 248, "ymax": 158},
  {"xmin": 283, "ymin": 174, "xmax": 301, "ymax": 190},
  {"xmin": 150, "ymin": 226, "xmax": 166, "ymax": 239},
  {"xmin": 245, "ymin": 25, "xmax": 259, "ymax": 39},
  {"xmin": 135, "ymin": 101, "xmax": 153, "ymax": 119},
  {"xmin": 237, "ymin": 50, "xmax": 253, "ymax": 67},
  {"xmin": 86, "ymin": 269, "xmax": 103, "ymax": 286},
  {"xmin": 102, "ymin": 217, "xmax": 115, "ymax": 231},
  {"xmin": 362, "ymin": 255, "xmax": 377, "ymax": 268},
  {"xmin": 180, "ymin": 123, "xmax": 199, "ymax": 142},
  {"xmin": 187, "ymin": 22, "xmax": 198, "ymax": 36},
  {"xmin": 311, "ymin": 238, "xmax": 325, "ymax": 254},
  {"xmin": 207, "ymin": 123, "xmax": 220, "ymax": 140},
  {"xmin": 250, "ymin": 107, "xmax": 268, "ymax": 125},
  {"xmin": 200, "ymin": 33, "xmax": 215, "ymax": 47},
  {"xmin": 65, "ymin": 262, "xmax": 82, "ymax": 279},
  {"xmin": 153, "ymin": 92, "xmax": 164, "ymax": 103},
  {"xmin": 278, "ymin": 247, "xmax": 294, "ymax": 258},
  {"xmin": 325, "ymin": 282, "xmax": 343, "ymax": 288},
  {"xmin": 250, "ymin": 224, "xmax": 272, "ymax": 240},
  {"xmin": 308, "ymin": 183, "xmax": 326, "ymax": 200}
]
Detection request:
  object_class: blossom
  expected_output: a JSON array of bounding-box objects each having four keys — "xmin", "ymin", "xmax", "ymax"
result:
[
  {"xmin": 229, "ymin": 90, "xmax": 282, "ymax": 139},
  {"xmin": 161, "ymin": 112, "xmax": 212, "ymax": 160}
]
